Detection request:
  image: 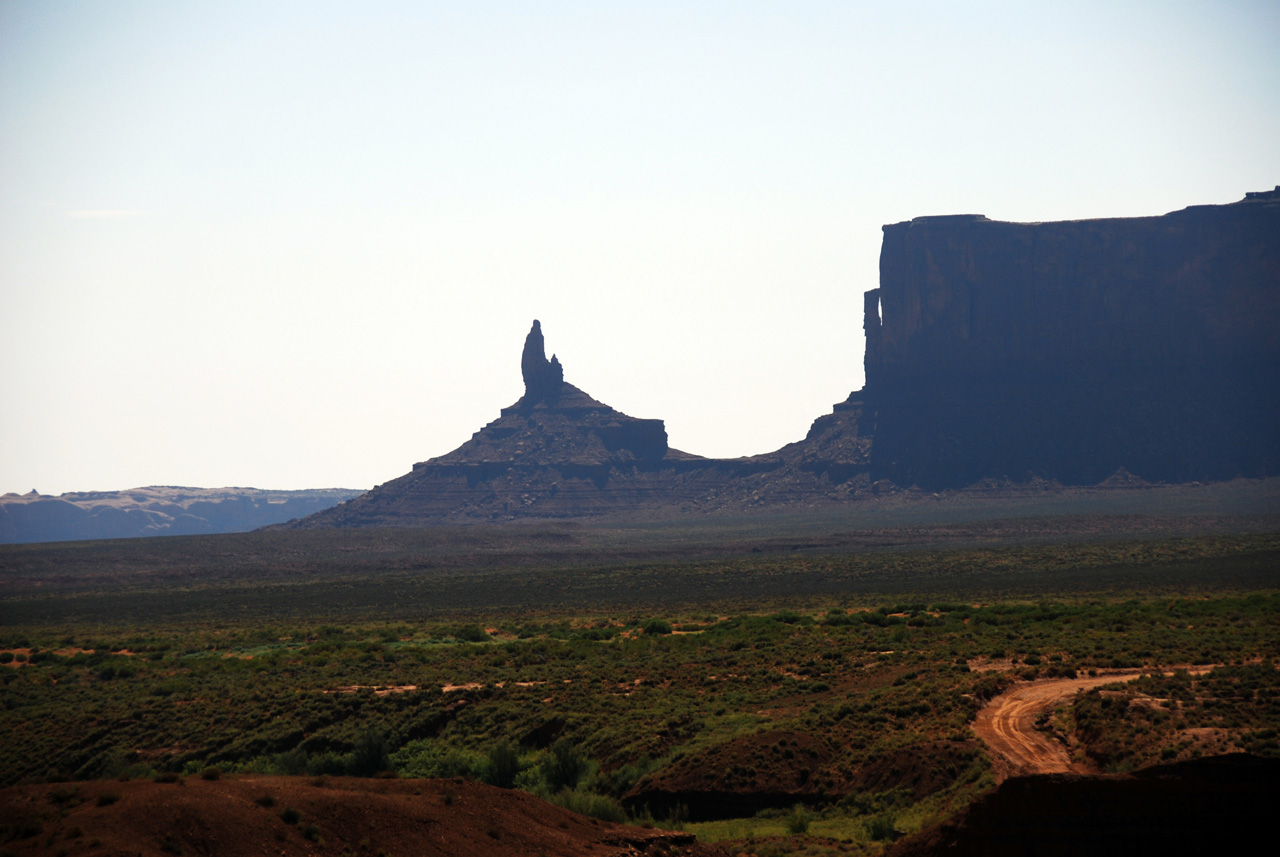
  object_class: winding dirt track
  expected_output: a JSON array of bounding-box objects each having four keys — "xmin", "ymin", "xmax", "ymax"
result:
[
  {"xmin": 974, "ymin": 673, "xmax": 1132, "ymax": 780},
  {"xmin": 974, "ymin": 667, "xmax": 1215, "ymax": 780}
]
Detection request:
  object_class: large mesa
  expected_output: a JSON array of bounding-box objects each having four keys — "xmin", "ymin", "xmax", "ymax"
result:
[{"xmin": 855, "ymin": 188, "xmax": 1280, "ymax": 488}]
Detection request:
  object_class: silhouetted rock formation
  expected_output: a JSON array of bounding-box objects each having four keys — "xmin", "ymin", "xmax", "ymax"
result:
[
  {"xmin": 518, "ymin": 320, "xmax": 565, "ymax": 406},
  {"xmin": 285, "ymin": 189, "xmax": 1280, "ymax": 527},
  {"xmin": 858, "ymin": 189, "xmax": 1280, "ymax": 488},
  {"xmin": 291, "ymin": 322, "xmax": 889, "ymax": 527},
  {"xmin": 293, "ymin": 322, "xmax": 707, "ymax": 526}
]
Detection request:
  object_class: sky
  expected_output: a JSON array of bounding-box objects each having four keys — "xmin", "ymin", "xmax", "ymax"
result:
[{"xmin": 2, "ymin": 1, "xmax": 1278, "ymax": 495}]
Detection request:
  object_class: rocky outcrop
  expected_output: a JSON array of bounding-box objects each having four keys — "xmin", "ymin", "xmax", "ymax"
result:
[
  {"xmin": 0, "ymin": 486, "xmax": 361, "ymax": 544},
  {"xmin": 859, "ymin": 189, "xmax": 1280, "ymax": 488},
  {"xmin": 497, "ymin": 321, "xmax": 670, "ymax": 461},
  {"xmin": 292, "ymin": 323, "xmax": 700, "ymax": 526},
  {"xmin": 518, "ymin": 319, "xmax": 565, "ymax": 406},
  {"xmin": 289, "ymin": 323, "xmax": 882, "ymax": 527}
]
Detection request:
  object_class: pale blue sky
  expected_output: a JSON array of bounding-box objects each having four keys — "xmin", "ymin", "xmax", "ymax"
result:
[{"xmin": 2, "ymin": 1, "xmax": 1278, "ymax": 494}]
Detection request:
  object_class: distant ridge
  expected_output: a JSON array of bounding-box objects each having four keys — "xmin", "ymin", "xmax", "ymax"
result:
[{"xmin": 0, "ymin": 486, "xmax": 361, "ymax": 544}]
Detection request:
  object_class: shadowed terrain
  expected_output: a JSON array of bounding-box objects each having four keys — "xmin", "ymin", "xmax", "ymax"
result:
[{"xmin": 0, "ymin": 776, "xmax": 716, "ymax": 857}]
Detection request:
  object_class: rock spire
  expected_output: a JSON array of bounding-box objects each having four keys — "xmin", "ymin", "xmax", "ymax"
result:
[{"xmin": 520, "ymin": 320, "xmax": 564, "ymax": 405}]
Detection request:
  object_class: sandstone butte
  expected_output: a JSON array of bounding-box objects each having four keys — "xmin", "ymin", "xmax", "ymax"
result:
[{"xmin": 289, "ymin": 188, "xmax": 1280, "ymax": 528}]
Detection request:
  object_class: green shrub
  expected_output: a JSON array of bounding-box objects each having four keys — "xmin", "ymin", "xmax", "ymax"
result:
[
  {"xmin": 547, "ymin": 789, "xmax": 627, "ymax": 823},
  {"xmin": 865, "ymin": 810, "xmax": 898, "ymax": 841},
  {"xmin": 347, "ymin": 729, "xmax": 391, "ymax": 777},
  {"xmin": 642, "ymin": 619, "xmax": 672, "ymax": 635},
  {"xmin": 598, "ymin": 757, "xmax": 660, "ymax": 796},
  {"xmin": 304, "ymin": 752, "xmax": 348, "ymax": 777},
  {"xmin": 483, "ymin": 742, "xmax": 521, "ymax": 789},
  {"xmin": 541, "ymin": 738, "xmax": 589, "ymax": 792},
  {"xmin": 270, "ymin": 748, "xmax": 308, "ymax": 776},
  {"xmin": 280, "ymin": 807, "xmax": 301, "ymax": 825},
  {"xmin": 456, "ymin": 625, "xmax": 490, "ymax": 643},
  {"xmin": 391, "ymin": 741, "xmax": 484, "ymax": 780},
  {"xmin": 786, "ymin": 804, "xmax": 811, "ymax": 834}
]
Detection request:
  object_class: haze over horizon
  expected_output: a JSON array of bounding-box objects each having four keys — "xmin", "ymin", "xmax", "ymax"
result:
[{"xmin": 3, "ymin": 1, "xmax": 1278, "ymax": 496}]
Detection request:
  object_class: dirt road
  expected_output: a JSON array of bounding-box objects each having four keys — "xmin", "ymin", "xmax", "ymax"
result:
[
  {"xmin": 974, "ymin": 667, "xmax": 1218, "ymax": 780},
  {"xmin": 974, "ymin": 671, "xmax": 1145, "ymax": 780}
]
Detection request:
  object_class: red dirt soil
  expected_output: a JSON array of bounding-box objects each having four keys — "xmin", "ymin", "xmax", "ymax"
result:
[
  {"xmin": 0, "ymin": 776, "xmax": 724, "ymax": 857},
  {"xmin": 972, "ymin": 667, "xmax": 1214, "ymax": 781}
]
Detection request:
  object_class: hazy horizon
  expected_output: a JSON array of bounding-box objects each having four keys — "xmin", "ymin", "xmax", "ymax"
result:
[{"xmin": 3, "ymin": 1, "xmax": 1278, "ymax": 495}]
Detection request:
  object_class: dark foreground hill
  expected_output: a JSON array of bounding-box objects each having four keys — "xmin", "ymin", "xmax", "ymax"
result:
[
  {"xmin": 289, "ymin": 189, "xmax": 1279, "ymax": 528},
  {"xmin": 887, "ymin": 755, "xmax": 1279, "ymax": 857},
  {"xmin": 0, "ymin": 776, "xmax": 715, "ymax": 857},
  {"xmin": 0, "ymin": 486, "xmax": 361, "ymax": 544}
]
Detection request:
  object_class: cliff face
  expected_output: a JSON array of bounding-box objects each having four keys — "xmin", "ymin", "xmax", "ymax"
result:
[{"xmin": 862, "ymin": 190, "xmax": 1280, "ymax": 488}]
